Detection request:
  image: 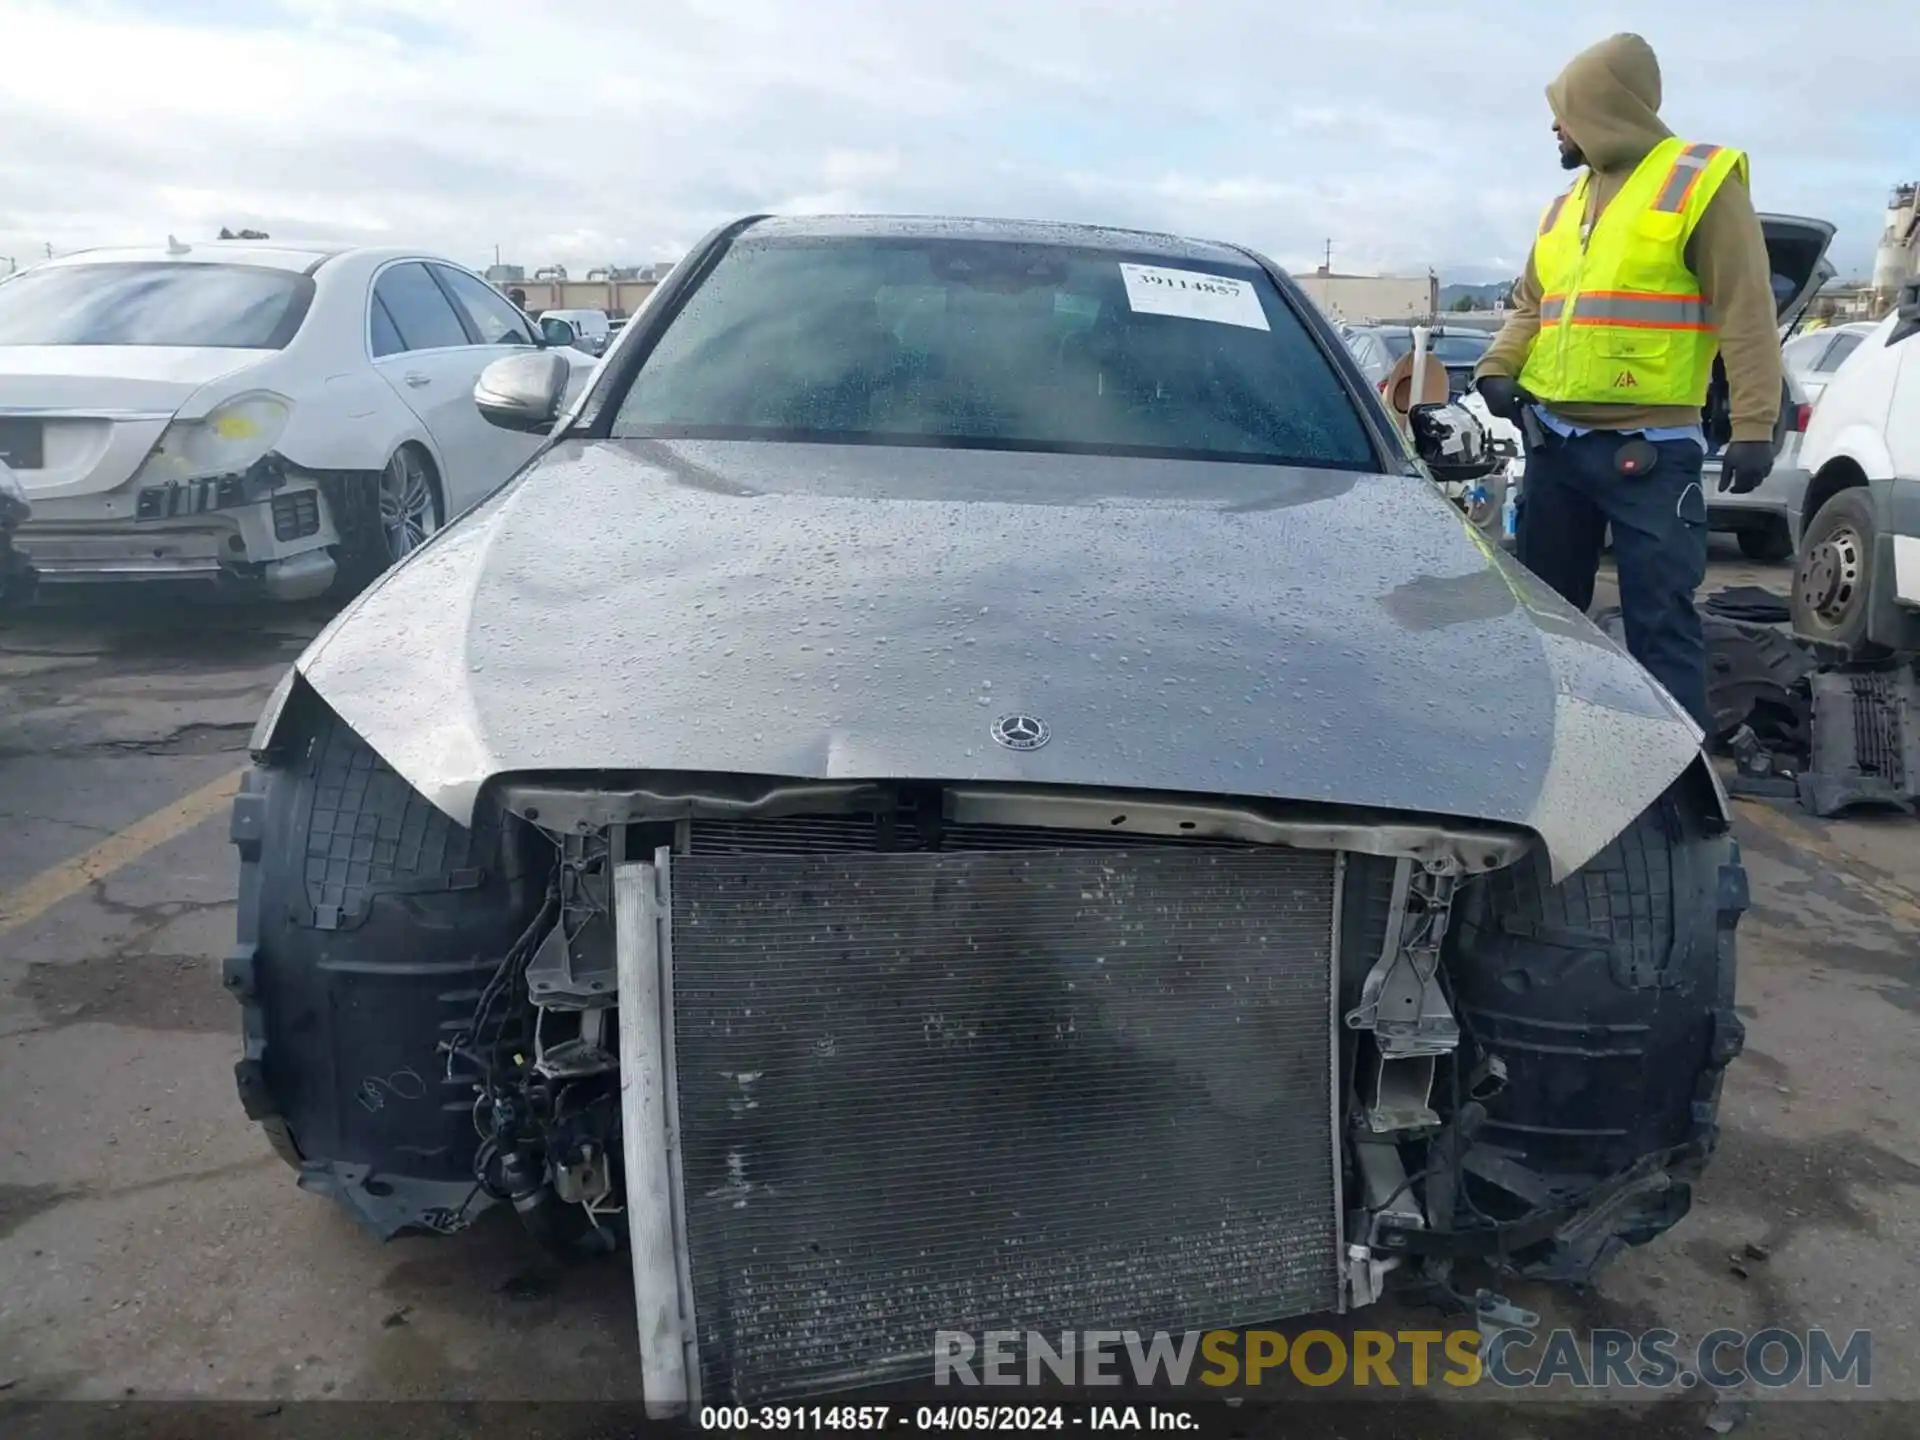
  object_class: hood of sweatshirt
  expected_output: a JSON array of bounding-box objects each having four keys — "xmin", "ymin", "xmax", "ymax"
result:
[{"xmin": 1547, "ymin": 33, "xmax": 1673, "ymax": 175}]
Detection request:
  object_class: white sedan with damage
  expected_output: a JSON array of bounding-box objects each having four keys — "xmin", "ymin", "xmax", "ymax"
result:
[{"xmin": 0, "ymin": 240, "xmax": 595, "ymax": 600}]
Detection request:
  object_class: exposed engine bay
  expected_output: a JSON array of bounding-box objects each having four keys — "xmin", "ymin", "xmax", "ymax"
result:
[
  {"xmin": 378, "ymin": 770, "xmax": 1740, "ymax": 1409},
  {"xmin": 452, "ymin": 826, "xmax": 627, "ymax": 1258}
]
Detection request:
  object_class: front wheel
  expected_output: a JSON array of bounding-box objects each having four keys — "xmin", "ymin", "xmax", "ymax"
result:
[
  {"xmin": 321, "ymin": 447, "xmax": 445, "ymax": 599},
  {"xmin": 1791, "ymin": 486, "xmax": 1886, "ymax": 658}
]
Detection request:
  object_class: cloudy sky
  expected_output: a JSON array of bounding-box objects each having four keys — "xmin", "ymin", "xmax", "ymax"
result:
[{"xmin": 3, "ymin": 0, "xmax": 1914, "ymax": 285}]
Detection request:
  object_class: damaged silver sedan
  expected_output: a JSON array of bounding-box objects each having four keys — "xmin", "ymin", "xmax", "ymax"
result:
[{"xmin": 230, "ymin": 215, "xmax": 1748, "ymax": 1413}]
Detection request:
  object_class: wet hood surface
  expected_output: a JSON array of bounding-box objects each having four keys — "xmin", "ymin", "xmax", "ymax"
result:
[{"xmin": 295, "ymin": 438, "xmax": 1707, "ymax": 880}]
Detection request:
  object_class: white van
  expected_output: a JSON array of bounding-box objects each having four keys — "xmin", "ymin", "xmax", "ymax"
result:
[
  {"xmin": 538, "ymin": 308, "xmax": 612, "ymax": 356},
  {"xmin": 1790, "ymin": 277, "xmax": 1920, "ymax": 655}
]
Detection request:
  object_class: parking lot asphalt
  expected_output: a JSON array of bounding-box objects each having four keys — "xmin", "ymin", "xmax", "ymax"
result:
[{"xmin": 2, "ymin": 548, "xmax": 1918, "ymax": 1438}]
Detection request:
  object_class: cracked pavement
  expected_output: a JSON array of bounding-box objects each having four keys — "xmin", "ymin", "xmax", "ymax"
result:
[{"xmin": 1, "ymin": 559, "xmax": 1918, "ymax": 1438}]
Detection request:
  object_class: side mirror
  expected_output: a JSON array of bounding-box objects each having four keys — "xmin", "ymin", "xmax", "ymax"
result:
[
  {"xmin": 475, "ymin": 351, "xmax": 569, "ymax": 434},
  {"xmin": 1409, "ymin": 401, "xmax": 1498, "ymax": 483},
  {"xmin": 540, "ymin": 316, "xmax": 578, "ymax": 348},
  {"xmin": 1891, "ymin": 279, "xmax": 1920, "ymax": 348}
]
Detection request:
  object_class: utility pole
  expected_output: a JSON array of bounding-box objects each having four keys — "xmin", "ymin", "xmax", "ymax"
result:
[{"xmin": 1324, "ymin": 238, "xmax": 1332, "ymax": 272}]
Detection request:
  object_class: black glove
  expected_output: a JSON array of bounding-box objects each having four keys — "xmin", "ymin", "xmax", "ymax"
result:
[
  {"xmin": 1474, "ymin": 374, "xmax": 1531, "ymax": 424},
  {"xmin": 1718, "ymin": 440, "xmax": 1775, "ymax": 494}
]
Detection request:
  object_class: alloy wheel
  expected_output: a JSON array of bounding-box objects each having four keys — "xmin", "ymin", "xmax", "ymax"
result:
[{"xmin": 380, "ymin": 449, "xmax": 439, "ymax": 564}]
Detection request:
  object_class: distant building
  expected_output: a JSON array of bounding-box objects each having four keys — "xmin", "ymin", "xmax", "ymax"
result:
[
  {"xmin": 503, "ymin": 277, "xmax": 659, "ymax": 320},
  {"xmin": 1870, "ymin": 182, "xmax": 1918, "ymax": 313},
  {"xmin": 1806, "ymin": 281, "xmax": 1884, "ymax": 324},
  {"xmin": 483, "ymin": 259, "xmax": 680, "ymax": 319},
  {"xmin": 1294, "ymin": 265, "xmax": 1441, "ymax": 325}
]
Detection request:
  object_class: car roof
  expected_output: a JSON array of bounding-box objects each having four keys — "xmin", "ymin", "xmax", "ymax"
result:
[
  {"xmin": 32, "ymin": 243, "xmax": 482, "ymax": 277},
  {"xmin": 738, "ymin": 213, "xmax": 1257, "ymax": 267},
  {"xmin": 40, "ymin": 242, "xmax": 345, "ymax": 273}
]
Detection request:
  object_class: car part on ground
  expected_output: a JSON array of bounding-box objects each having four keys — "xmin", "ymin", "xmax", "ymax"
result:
[
  {"xmin": 0, "ymin": 241, "xmax": 594, "ymax": 601},
  {"xmin": 1797, "ymin": 666, "xmax": 1920, "ymax": 817},
  {"xmin": 1704, "ymin": 585, "xmax": 1791, "ymax": 625},
  {"xmin": 230, "ymin": 214, "xmax": 1746, "ymax": 1410},
  {"xmin": 1607, "ymin": 583, "xmax": 1920, "ymax": 816},
  {"xmin": 1720, "ymin": 723, "xmax": 1802, "ymax": 800},
  {"xmin": 1594, "ymin": 594, "xmax": 1816, "ymax": 757}
]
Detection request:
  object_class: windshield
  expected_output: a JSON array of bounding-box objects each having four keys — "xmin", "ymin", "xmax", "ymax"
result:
[
  {"xmin": 1376, "ymin": 331, "xmax": 1491, "ymax": 366},
  {"xmin": 0, "ymin": 263, "xmax": 312, "ymax": 348},
  {"xmin": 612, "ymin": 235, "xmax": 1376, "ymax": 469}
]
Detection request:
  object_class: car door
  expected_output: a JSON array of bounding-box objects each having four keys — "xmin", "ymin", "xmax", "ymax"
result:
[
  {"xmin": 368, "ymin": 260, "xmax": 506, "ymax": 517},
  {"xmin": 427, "ymin": 263, "xmax": 552, "ymax": 495}
]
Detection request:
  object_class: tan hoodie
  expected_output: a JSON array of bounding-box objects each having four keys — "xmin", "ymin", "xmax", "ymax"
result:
[{"xmin": 1475, "ymin": 33, "xmax": 1784, "ymax": 442}]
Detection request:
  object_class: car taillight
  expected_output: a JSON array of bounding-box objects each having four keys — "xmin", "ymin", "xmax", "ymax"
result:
[{"xmin": 1792, "ymin": 403, "xmax": 1811, "ymax": 432}]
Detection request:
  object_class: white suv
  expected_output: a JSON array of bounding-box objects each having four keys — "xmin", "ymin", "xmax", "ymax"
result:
[
  {"xmin": 1789, "ymin": 277, "xmax": 1920, "ymax": 656},
  {"xmin": 0, "ymin": 241, "xmax": 594, "ymax": 601}
]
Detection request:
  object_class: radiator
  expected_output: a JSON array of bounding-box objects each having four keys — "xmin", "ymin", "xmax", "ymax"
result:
[{"xmin": 643, "ymin": 833, "xmax": 1346, "ymax": 1405}]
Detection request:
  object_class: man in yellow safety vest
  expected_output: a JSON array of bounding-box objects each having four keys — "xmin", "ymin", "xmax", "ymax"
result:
[{"xmin": 1472, "ymin": 32, "xmax": 1782, "ymax": 735}]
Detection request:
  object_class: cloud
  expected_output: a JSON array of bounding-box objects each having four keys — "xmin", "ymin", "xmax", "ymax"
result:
[{"xmin": 1, "ymin": 0, "xmax": 1914, "ymax": 283}]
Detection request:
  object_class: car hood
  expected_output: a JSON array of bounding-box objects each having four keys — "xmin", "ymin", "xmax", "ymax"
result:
[
  {"xmin": 0, "ymin": 346, "xmax": 267, "ymax": 412},
  {"xmin": 290, "ymin": 439, "xmax": 1709, "ymax": 882}
]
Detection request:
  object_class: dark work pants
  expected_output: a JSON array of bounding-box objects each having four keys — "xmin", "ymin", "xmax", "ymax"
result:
[{"xmin": 1516, "ymin": 428, "xmax": 1712, "ymax": 733}]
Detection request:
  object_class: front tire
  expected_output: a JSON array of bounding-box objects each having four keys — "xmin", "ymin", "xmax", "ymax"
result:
[{"xmin": 1791, "ymin": 486, "xmax": 1886, "ymax": 658}]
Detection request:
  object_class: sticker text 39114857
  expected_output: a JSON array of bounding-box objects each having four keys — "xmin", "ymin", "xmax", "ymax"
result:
[{"xmin": 1118, "ymin": 263, "xmax": 1270, "ymax": 331}]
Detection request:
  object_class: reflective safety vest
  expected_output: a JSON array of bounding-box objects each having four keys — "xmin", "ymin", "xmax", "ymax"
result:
[{"xmin": 1517, "ymin": 136, "xmax": 1748, "ymax": 408}]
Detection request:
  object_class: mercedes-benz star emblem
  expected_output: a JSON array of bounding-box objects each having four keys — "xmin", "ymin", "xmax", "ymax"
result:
[{"xmin": 991, "ymin": 713, "xmax": 1050, "ymax": 751}]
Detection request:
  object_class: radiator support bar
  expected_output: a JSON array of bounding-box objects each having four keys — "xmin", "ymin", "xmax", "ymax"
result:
[{"xmin": 615, "ymin": 857, "xmax": 696, "ymax": 1418}]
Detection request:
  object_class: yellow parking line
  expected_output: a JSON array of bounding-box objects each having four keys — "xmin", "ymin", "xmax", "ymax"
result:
[
  {"xmin": 0, "ymin": 766, "xmax": 248, "ymax": 937},
  {"xmin": 1733, "ymin": 797, "xmax": 1920, "ymax": 930}
]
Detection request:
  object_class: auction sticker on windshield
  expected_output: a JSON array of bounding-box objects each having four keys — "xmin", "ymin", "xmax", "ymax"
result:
[{"xmin": 1119, "ymin": 263, "xmax": 1270, "ymax": 331}]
